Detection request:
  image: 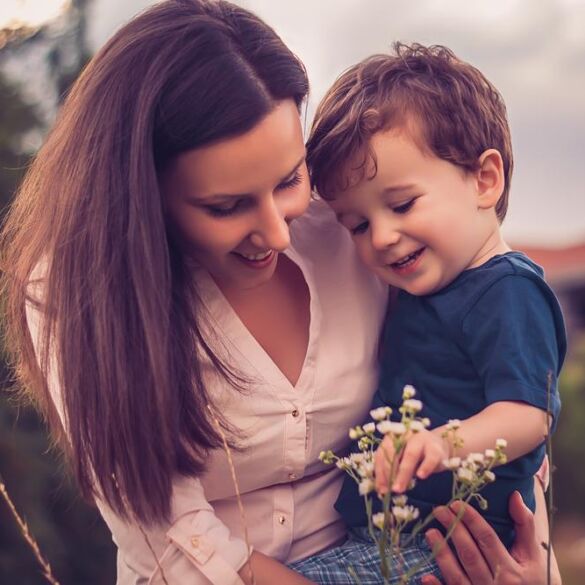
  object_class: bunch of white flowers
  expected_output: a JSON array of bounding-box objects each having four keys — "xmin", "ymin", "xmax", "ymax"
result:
[{"xmin": 319, "ymin": 385, "xmax": 508, "ymax": 585}]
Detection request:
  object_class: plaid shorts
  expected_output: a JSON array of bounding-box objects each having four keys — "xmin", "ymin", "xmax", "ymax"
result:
[{"xmin": 288, "ymin": 528, "xmax": 443, "ymax": 584}]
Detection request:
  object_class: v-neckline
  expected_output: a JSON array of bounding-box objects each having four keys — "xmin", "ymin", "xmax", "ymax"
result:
[{"xmin": 195, "ymin": 246, "xmax": 321, "ymax": 394}]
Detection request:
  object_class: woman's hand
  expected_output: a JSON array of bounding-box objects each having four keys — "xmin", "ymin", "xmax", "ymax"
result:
[{"xmin": 421, "ymin": 491, "xmax": 561, "ymax": 585}]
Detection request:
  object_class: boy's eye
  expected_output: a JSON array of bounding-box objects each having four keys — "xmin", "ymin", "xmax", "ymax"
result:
[
  {"xmin": 350, "ymin": 221, "xmax": 369, "ymax": 235},
  {"xmin": 392, "ymin": 198, "xmax": 415, "ymax": 214}
]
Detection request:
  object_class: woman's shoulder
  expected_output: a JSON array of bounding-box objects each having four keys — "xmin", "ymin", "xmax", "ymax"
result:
[
  {"xmin": 290, "ymin": 198, "xmax": 352, "ymax": 254},
  {"xmin": 289, "ymin": 198, "xmax": 387, "ymax": 303}
]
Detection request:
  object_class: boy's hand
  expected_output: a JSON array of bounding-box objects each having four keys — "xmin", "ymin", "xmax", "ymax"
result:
[{"xmin": 374, "ymin": 429, "xmax": 448, "ymax": 495}]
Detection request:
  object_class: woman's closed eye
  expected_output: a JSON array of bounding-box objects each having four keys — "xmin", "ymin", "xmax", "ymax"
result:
[
  {"xmin": 205, "ymin": 199, "xmax": 246, "ymax": 217},
  {"xmin": 204, "ymin": 172, "xmax": 303, "ymax": 218},
  {"xmin": 276, "ymin": 170, "xmax": 302, "ymax": 191}
]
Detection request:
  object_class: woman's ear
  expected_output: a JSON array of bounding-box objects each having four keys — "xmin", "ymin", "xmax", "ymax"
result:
[{"xmin": 476, "ymin": 149, "xmax": 505, "ymax": 210}]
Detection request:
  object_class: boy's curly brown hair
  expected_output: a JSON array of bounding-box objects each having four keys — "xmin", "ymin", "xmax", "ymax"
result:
[{"xmin": 307, "ymin": 43, "xmax": 513, "ymax": 222}]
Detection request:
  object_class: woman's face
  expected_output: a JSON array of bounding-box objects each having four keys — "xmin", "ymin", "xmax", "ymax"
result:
[{"xmin": 161, "ymin": 100, "xmax": 310, "ymax": 292}]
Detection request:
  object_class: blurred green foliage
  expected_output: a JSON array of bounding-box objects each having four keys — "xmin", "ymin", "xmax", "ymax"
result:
[{"xmin": 554, "ymin": 332, "xmax": 585, "ymax": 518}]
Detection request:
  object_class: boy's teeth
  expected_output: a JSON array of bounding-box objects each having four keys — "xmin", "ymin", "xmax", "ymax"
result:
[
  {"xmin": 239, "ymin": 250, "xmax": 272, "ymax": 261},
  {"xmin": 394, "ymin": 250, "xmax": 420, "ymax": 266}
]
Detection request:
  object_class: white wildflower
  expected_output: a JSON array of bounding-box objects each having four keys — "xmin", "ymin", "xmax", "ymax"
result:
[
  {"xmin": 483, "ymin": 470, "xmax": 496, "ymax": 483},
  {"xmin": 403, "ymin": 399, "xmax": 423, "ymax": 412},
  {"xmin": 468, "ymin": 453, "xmax": 485, "ymax": 464},
  {"xmin": 336, "ymin": 457, "xmax": 350, "ymax": 470},
  {"xmin": 370, "ymin": 407, "xmax": 388, "ymax": 421},
  {"xmin": 496, "ymin": 438, "xmax": 508, "ymax": 449},
  {"xmin": 409, "ymin": 420, "xmax": 426, "ymax": 433},
  {"xmin": 357, "ymin": 460, "xmax": 375, "ymax": 478},
  {"xmin": 421, "ymin": 418, "xmax": 431, "ymax": 428},
  {"xmin": 393, "ymin": 495, "xmax": 408, "ymax": 507},
  {"xmin": 392, "ymin": 505, "xmax": 420, "ymax": 522},
  {"xmin": 377, "ymin": 421, "xmax": 407, "ymax": 436},
  {"xmin": 402, "ymin": 385, "xmax": 417, "ymax": 399},
  {"xmin": 484, "ymin": 449, "xmax": 496, "ymax": 460},
  {"xmin": 443, "ymin": 457, "xmax": 462, "ymax": 470},
  {"xmin": 359, "ymin": 478, "xmax": 375, "ymax": 495},
  {"xmin": 372, "ymin": 512, "xmax": 385, "ymax": 530},
  {"xmin": 349, "ymin": 453, "xmax": 367, "ymax": 465},
  {"xmin": 457, "ymin": 467, "xmax": 475, "ymax": 484},
  {"xmin": 363, "ymin": 422, "xmax": 376, "ymax": 434},
  {"xmin": 446, "ymin": 419, "xmax": 461, "ymax": 430}
]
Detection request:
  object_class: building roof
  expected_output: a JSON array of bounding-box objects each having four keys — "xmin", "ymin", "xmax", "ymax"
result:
[{"xmin": 513, "ymin": 242, "xmax": 585, "ymax": 287}]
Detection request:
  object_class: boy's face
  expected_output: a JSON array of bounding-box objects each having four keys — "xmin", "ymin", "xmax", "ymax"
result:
[{"xmin": 328, "ymin": 128, "xmax": 502, "ymax": 295}]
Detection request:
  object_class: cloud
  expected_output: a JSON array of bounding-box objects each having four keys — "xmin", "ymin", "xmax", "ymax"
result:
[{"xmin": 89, "ymin": 0, "xmax": 585, "ymax": 244}]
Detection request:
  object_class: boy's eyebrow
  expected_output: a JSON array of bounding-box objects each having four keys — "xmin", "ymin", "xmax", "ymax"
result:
[
  {"xmin": 190, "ymin": 155, "xmax": 306, "ymax": 204},
  {"xmin": 383, "ymin": 184, "xmax": 417, "ymax": 196}
]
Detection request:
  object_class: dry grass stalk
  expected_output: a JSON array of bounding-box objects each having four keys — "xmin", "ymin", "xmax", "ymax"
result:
[
  {"xmin": 137, "ymin": 522, "xmax": 171, "ymax": 585},
  {"xmin": 207, "ymin": 403, "xmax": 256, "ymax": 585},
  {"xmin": 0, "ymin": 478, "xmax": 61, "ymax": 585},
  {"xmin": 111, "ymin": 474, "xmax": 170, "ymax": 585}
]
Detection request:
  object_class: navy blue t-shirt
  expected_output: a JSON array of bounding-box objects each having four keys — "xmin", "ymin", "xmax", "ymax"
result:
[{"xmin": 335, "ymin": 252, "xmax": 566, "ymax": 547}]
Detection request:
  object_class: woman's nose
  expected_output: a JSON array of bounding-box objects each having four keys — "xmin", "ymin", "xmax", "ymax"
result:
[{"xmin": 249, "ymin": 199, "xmax": 291, "ymax": 251}]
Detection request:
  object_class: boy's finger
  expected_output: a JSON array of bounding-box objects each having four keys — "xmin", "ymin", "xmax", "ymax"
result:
[
  {"xmin": 416, "ymin": 448, "xmax": 441, "ymax": 479},
  {"xmin": 392, "ymin": 441, "xmax": 422, "ymax": 492}
]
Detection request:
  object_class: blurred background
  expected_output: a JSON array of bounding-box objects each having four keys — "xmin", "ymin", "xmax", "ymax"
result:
[{"xmin": 0, "ymin": 0, "xmax": 584, "ymax": 583}]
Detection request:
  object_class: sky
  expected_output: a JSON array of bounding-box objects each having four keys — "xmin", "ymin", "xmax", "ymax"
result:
[{"xmin": 31, "ymin": 0, "xmax": 585, "ymax": 245}]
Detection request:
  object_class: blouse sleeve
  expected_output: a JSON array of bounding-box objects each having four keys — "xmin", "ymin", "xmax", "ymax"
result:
[
  {"xmin": 96, "ymin": 477, "xmax": 250, "ymax": 585},
  {"xmin": 25, "ymin": 299, "xmax": 251, "ymax": 585}
]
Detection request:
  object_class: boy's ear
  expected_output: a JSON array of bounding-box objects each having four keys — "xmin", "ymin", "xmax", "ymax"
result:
[{"xmin": 475, "ymin": 149, "xmax": 505, "ymax": 210}]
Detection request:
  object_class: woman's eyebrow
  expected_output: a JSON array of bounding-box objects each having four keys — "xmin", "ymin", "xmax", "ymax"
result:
[{"xmin": 189, "ymin": 155, "xmax": 306, "ymax": 204}]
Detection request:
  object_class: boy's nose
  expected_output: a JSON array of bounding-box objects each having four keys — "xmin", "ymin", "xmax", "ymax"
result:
[{"xmin": 370, "ymin": 220, "xmax": 400, "ymax": 251}]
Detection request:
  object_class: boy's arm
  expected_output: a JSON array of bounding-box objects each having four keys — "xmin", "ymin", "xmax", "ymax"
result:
[
  {"xmin": 433, "ymin": 400, "xmax": 549, "ymax": 462},
  {"xmin": 380, "ymin": 400, "xmax": 549, "ymax": 494}
]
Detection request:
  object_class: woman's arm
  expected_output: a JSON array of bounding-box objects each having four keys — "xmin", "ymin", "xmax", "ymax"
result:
[{"xmin": 421, "ymin": 487, "xmax": 561, "ymax": 585}]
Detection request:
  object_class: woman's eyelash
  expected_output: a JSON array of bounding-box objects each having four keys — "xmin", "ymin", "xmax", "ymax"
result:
[
  {"xmin": 278, "ymin": 171, "xmax": 302, "ymax": 190},
  {"xmin": 205, "ymin": 200, "xmax": 243, "ymax": 217},
  {"xmin": 204, "ymin": 172, "xmax": 302, "ymax": 217}
]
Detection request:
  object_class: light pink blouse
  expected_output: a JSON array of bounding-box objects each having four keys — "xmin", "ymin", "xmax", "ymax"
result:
[{"xmin": 28, "ymin": 200, "xmax": 388, "ymax": 584}]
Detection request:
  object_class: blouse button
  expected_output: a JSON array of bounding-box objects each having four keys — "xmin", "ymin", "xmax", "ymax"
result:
[
  {"xmin": 191, "ymin": 536, "xmax": 199, "ymax": 548},
  {"xmin": 291, "ymin": 409, "xmax": 300, "ymax": 418},
  {"xmin": 288, "ymin": 472, "xmax": 297, "ymax": 480},
  {"xmin": 278, "ymin": 515, "xmax": 286, "ymax": 525}
]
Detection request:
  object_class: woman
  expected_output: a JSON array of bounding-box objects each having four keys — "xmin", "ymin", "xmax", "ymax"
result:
[{"xmin": 0, "ymin": 1, "xmax": 558, "ymax": 583}]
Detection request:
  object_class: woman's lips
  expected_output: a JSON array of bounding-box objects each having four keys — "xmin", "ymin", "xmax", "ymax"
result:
[{"xmin": 232, "ymin": 249, "xmax": 276, "ymax": 269}]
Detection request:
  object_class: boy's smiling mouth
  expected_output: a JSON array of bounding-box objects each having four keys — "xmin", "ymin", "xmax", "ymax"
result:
[{"xmin": 389, "ymin": 247, "xmax": 425, "ymax": 271}]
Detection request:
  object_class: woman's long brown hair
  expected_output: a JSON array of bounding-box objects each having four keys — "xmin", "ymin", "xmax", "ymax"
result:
[{"xmin": 0, "ymin": 0, "xmax": 308, "ymax": 525}]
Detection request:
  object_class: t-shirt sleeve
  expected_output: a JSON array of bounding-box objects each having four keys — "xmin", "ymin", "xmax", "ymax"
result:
[
  {"xmin": 460, "ymin": 274, "xmax": 564, "ymax": 429},
  {"xmin": 25, "ymin": 294, "xmax": 250, "ymax": 585}
]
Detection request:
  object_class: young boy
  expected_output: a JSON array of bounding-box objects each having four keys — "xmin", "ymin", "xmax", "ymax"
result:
[{"xmin": 304, "ymin": 43, "xmax": 566, "ymax": 579}]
